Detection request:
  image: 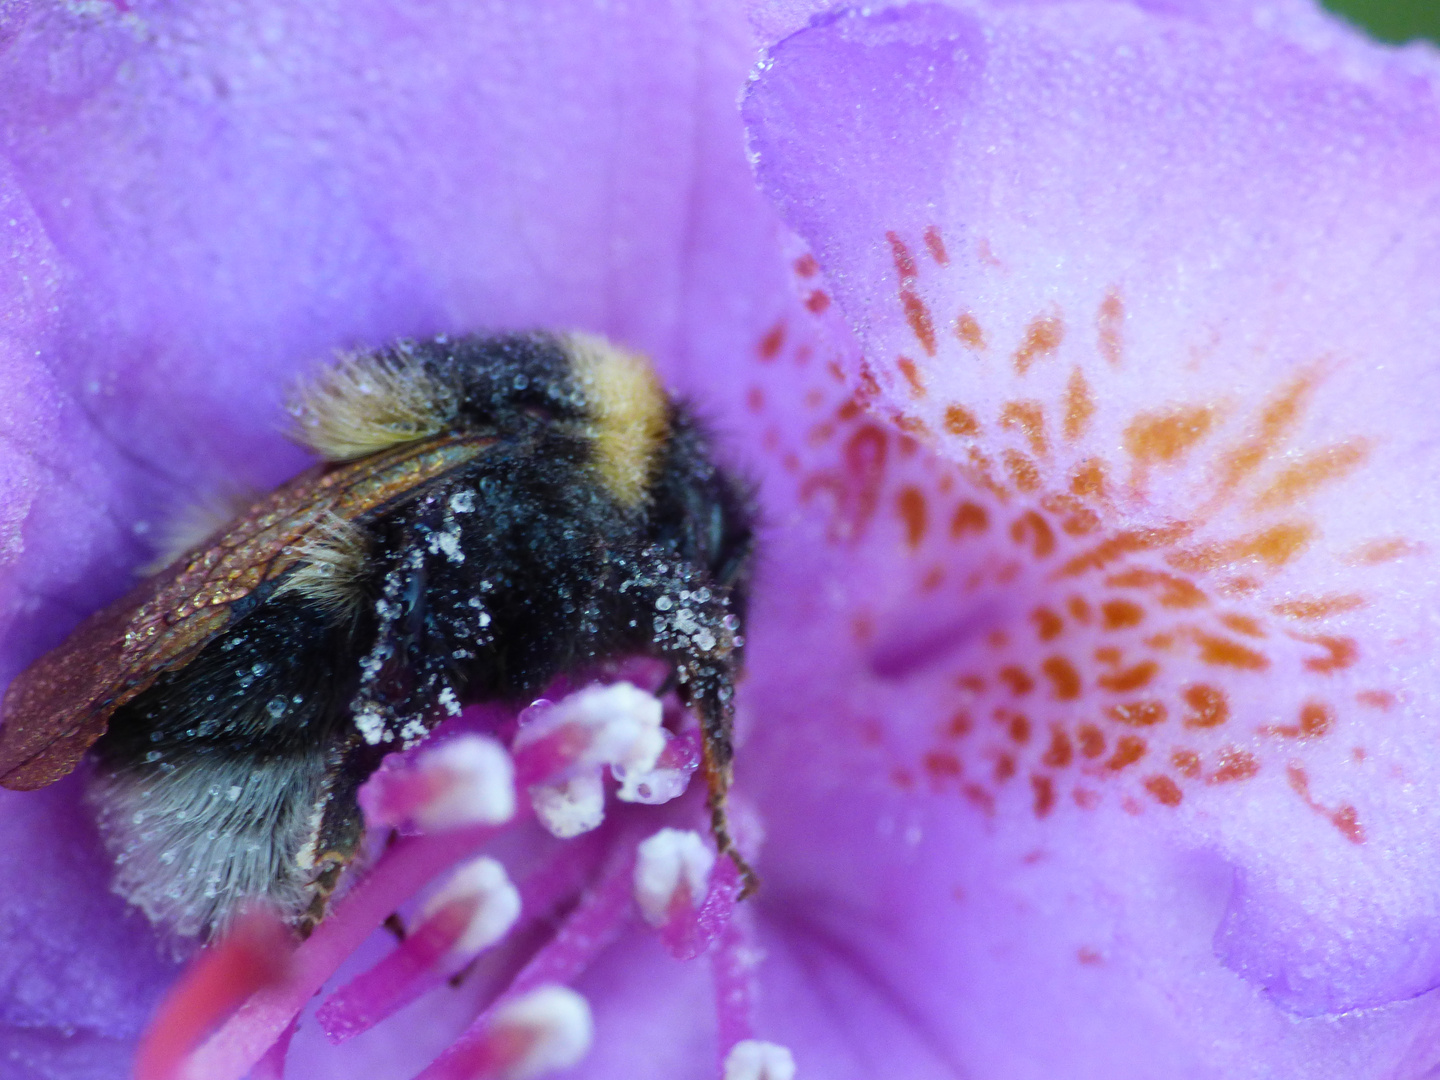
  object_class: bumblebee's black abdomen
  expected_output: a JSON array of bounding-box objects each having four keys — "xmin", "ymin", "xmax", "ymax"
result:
[{"xmin": 96, "ymin": 596, "xmax": 361, "ymax": 765}]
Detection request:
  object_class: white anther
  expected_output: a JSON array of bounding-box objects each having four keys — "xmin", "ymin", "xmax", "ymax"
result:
[
  {"xmin": 413, "ymin": 735, "xmax": 516, "ymax": 829},
  {"xmin": 612, "ymin": 730, "xmax": 690, "ymax": 805},
  {"xmin": 515, "ymin": 682, "xmax": 665, "ymax": 775},
  {"xmin": 420, "ymin": 856, "xmax": 521, "ymax": 958},
  {"xmin": 488, "ymin": 984, "xmax": 594, "ymax": 1079},
  {"xmin": 724, "ymin": 1040, "xmax": 797, "ymax": 1080},
  {"xmin": 633, "ymin": 828, "xmax": 714, "ymax": 927},
  {"xmin": 530, "ymin": 771, "xmax": 606, "ymax": 839}
]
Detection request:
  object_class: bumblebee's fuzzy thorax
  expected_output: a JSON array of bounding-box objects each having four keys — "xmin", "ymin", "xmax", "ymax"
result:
[{"xmin": 0, "ymin": 331, "xmax": 755, "ymax": 945}]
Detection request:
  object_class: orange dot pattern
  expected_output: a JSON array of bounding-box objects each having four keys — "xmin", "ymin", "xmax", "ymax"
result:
[{"xmin": 756, "ymin": 227, "xmax": 1409, "ymax": 844}]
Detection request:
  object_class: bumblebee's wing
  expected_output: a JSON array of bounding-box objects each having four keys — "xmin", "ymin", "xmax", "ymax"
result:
[{"xmin": 0, "ymin": 434, "xmax": 494, "ymax": 790}]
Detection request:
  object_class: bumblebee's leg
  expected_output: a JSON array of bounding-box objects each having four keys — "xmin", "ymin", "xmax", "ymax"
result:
[
  {"xmin": 294, "ymin": 734, "xmax": 388, "ymax": 937},
  {"xmin": 623, "ymin": 546, "xmax": 759, "ymax": 898}
]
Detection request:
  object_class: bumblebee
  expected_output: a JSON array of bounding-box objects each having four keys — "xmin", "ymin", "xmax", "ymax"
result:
[{"xmin": 0, "ymin": 332, "xmax": 755, "ymax": 941}]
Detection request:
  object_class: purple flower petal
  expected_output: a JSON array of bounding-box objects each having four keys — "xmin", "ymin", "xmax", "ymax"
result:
[
  {"xmin": 8, "ymin": 0, "xmax": 1440, "ymax": 1077},
  {"xmin": 744, "ymin": 0, "xmax": 1440, "ymax": 1065}
]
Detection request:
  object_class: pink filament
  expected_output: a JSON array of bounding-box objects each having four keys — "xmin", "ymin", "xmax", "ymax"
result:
[
  {"xmin": 660, "ymin": 856, "xmax": 740, "ymax": 961},
  {"xmin": 181, "ymin": 823, "xmax": 503, "ymax": 1080},
  {"xmin": 315, "ymin": 892, "xmax": 480, "ymax": 1043},
  {"xmin": 248, "ymin": 1017, "xmax": 298, "ymax": 1080},
  {"xmin": 413, "ymin": 850, "xmax": 639, "ymax": 1080},
  {"xmin": 711, "ymin": 906, "xmax": 761, "ymax": 1059},
  {"xmin": 133, "ymin": 910, "xmax": 292, "ymax": 1080}
]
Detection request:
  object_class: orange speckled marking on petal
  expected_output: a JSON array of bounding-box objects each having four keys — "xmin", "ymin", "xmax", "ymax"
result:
[
  {"xmin": 1042, "ymin": 726, "xmax": 1074, "ymax": 768},
  {"xmin": 956, "ymin": 312, "xmax": 986, "ymax": 350},
  {"xmin": 1106, "ymin": 735, "xmax": 1146, "ymax": 770},
  {"xmin": 1143, "ymin": 775, "xmax": 1182, "ymax": 807},
  {"xmin": 1215, "ymin": 371, "xmax": 1320, "ymax": 494},
  {"xmin": 1097, "ymin": 660, "xmax": 1158, "ymax": 693},
  {"xmin": 772, "ymin": 311, "xmax": 1396, "ymax": 835},
  {"xmin": 1097, "ymin": 288, "xmax": 1124, "ymax": 366},
  {"xmin": 1272, "ymin": 594, "xmax": 1366, "ymax": 620},
  {"xmin": 1294, "ymin": 634, "xmax": 1359, "ymax": 674},
  {"xmin": 1041, "ymin": 656, "xmax": 1082, "ymax": 700},
  {"xmin": 1064, "ymin": 367, "xmax": 1095, "ymax": 442},
  {"xmin": 1108, "ymin": 701, "xmax": 1166, "ymax": 728},
  {"xmin": 1003, "ymin": 450, "xmax": 1041, "ymax": 493},
  {"xmin": 1347, "ymin": 538, "xmax": 1425, "ymax": 565},
  {"xmin": 1124, "ymin": 405, "xmax": 1215, "ymax": 467},
  {"xmin": 943, "ymin": 403, "xmax": 980, "ymax": 437},
  {"xmin": 951, "ymin": 501, "xmax": 988, "ymax": 538},
  {"xmin": 1168, "ymin": 522, "xmax": 1315, "ymax": 573},
  {"xmin": 1105, "ymin": 568, "xmax": 1207, "ymax": 609},
  {"xmin": 1031, "ymin": 607, "xmax": 1064, "ymax": 641},
  {"xmin": 1261, "ymin": 701, "xmax": 1334, "ymax": 740},
  {"xmin": 1209, "ymin": 748, "xmax": 1259, "ymax": 783},
  {"xmin": 1100, "ymin": 600, "xmax": 1144, "ymax": 630},
  {"xmin": 1251, "ymin": 438, "xmax": 1371, "ymax": 512},
  {"xmin": 1190, "ymin": 630, "xmax": 1270, "ymax": 671},
  {"xmin": 1001, "ymin": 401, "xmax": 1048, "ymax": 456},
  {"xmin": 924, "ymin": 226, "xmax": 950, "ymax": 266},
  {"xmin": 1031, "ymin": 774, "xmax": 1056, "ymax": 816},
  {"xmin": 1012, "ymin": 314, "xmax": 1064, "ymax": 375},
  {"xmin": 1010, "ymin": 511, "xmax": 1056, "ymax": 560},
  {"xmin": 805, "ymin": 290, "xmax": 832, "ymax": 314},
  {"xmin": 1181, "ymin": 684, "xmax": 1229, "ymax": 728},
  {"xmin": 896, "ymin": 356, "xmax": 926, "ymax": 398},
  {"xmin": 1287, "ymin": 765, "xmax": 1365, "ymax": 843},
  {"xmin": 758, "ymin": 321, "xmax": 785, "ymax": 361},
  {"xmin": 897, "ymin": 486, "xmax": 928, "ymax": 549}
]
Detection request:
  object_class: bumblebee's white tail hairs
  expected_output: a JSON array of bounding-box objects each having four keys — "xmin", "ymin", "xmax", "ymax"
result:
[
  {"xmin": 288, "ymin": 343, "xmax": 461, "ymax": 461},
  {"xmin": 88, "ymin": 749, "xmax": 328, "ymax": 946}
]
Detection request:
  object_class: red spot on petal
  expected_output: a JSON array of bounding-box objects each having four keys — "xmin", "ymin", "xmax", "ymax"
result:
[
  {"xmin": 956, "ymin": 312, "xmax": 985, "ymax": 350},
  {"xmin": 1261, "ymin": 701, "xmax": 1335, "ymax": 740},
  {"xmin": 1295, "ymin": 634, "xmax": 1359, "ymax": 674},
  {"xmin": 1077, "ymin": 724, "xmax": 1105, "ymax": 759},
  {"xmin": 998, "ymin": 666, "xmax": 1034, "ymax": 696},
  {"xmin": 1170, "ymin": 749, "xmax": 1202, "ymax": 778},
  {"xmin": 1287, "ymin": 764, "xmax": 1365, "ymax": 843},
  {"xmin": 758, "ymin": 322, "xmax": 785, "ymax": 361},
  {"xmin": 1208, "ymin": 747, "xmax": 1259, "ymax": 784},
  {"xmin": 1181, "ymin": 684, "xmax": 1229, "ymax": 728},
  {"xmin": 924, "ymin": 225, "xmax": 950, "ymax": 266},
  {"xmin": 951, "ymin": 501, "xmax": 988, "ymax": 538},
  {"xmin": 897, "ymin": 486, "xmax": 928, "ymax": 549},
  {"xmin": 1105, "ymin": 735, "xmax": 1146, "ymax": 771},
  {"xmin": 901, "ymin": 292, "xmax": 938, "ymax": 356},
  {"xmin": 1097, "ymin": 288, "xmax": 1124, "ymax": 366},
  {"xmin": 1356, "ymin": 690, "xmax": 1396, "ymax": 710},
  {"xmin": 1013, "ymin": 314, "xmax": 1064, "ymax": 375},
  {"xmin": 805, "ymin": 289, "xmax": 831, "ymax": 313},
  {"xmin": 794, "ymin": 254, "xmax": 818, "ymax": 278},
  {"xmin": 923, "ymin": 750, "xmax": 963, "ymax": 783},
  {"xmin": 1042, "ymin": 726, "xmax": 1074, "ymax": 769},
  {"xmin": 1031, "ymin": 775, "xmax": 1056, "ymax": 817},
  {"xmin": 1143, "ymin": 775, "xmax": 1182, "ymax": 806},
  {"xmin": 896, "ymin": 356, "xmax": 926, "ymax": 397},
  {"xmin": 1041, "ymin": 656, "xmax": 1082, "ymax": 700},
  {"xmin": 1031, "ymin": 606, "xmax": 1064, "ymax": 641}
]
